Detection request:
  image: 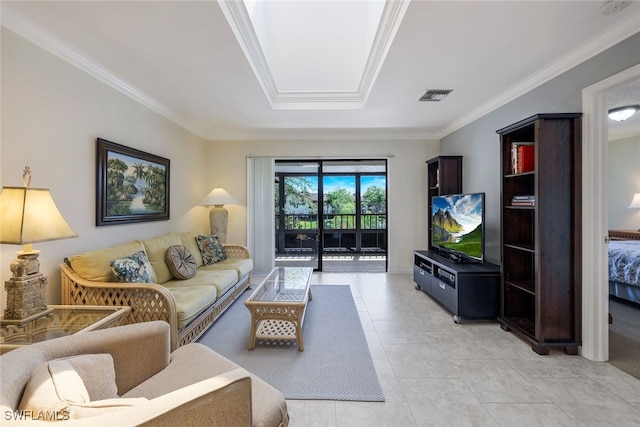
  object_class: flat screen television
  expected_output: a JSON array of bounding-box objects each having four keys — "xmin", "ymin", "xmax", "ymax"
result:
[{"xmin": 431, "ymin": 192, "xmax": 485, "ymax": 263}]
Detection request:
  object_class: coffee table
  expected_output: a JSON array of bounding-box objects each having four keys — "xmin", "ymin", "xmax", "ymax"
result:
[
  {"xmin": 245, "ymin": 267, "xmax": 313, "ymax": 351},
  {"xmin": 0, "ymin": 305, "xmax": 130, "ymax": 354}
]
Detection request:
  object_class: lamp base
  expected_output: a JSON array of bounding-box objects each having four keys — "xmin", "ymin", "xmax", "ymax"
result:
[
  {"xmin": 4, "ymin": 250, "xmax": 49, "ymax": 320},
  {"xmin": 209, "ymin": 205, "xmax": 229, "ymax": 244}
]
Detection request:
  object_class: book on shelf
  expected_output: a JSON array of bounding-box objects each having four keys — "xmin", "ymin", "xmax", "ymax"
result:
[
  {"xmin": 511, "ymin": 142, "xmax": 535, "ymax": 174},
  {"xmin": 511, "ymin": 195, "xmax": 535, "ymax": 206}
]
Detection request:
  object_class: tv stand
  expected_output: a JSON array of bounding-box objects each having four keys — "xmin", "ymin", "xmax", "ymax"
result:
[{"xmin": 413, "ymin": 250, "xmax": 500, "ymax": 323}]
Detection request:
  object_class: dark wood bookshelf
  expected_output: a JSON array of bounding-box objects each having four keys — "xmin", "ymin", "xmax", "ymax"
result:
[
  {"xmin": 426, "ymin": 156, "xmax": 462, "ymax": 251},
  {"xmin": 496, "ymin": 113, "xmax": 582, "ymax": 355}
]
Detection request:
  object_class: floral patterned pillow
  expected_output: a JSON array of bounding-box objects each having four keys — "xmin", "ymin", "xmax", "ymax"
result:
[
  {"xmin": 195, "ymin": 235, "xmax": 227, "ymax": 265},
  {"xmin": 110, "ymin": 250, "xmax": 155, "ymax": 283}
]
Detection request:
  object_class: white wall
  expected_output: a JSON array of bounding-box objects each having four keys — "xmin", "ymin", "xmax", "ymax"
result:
[
  {"xmin": 1, "ymin": 26, "xmax": 438, "ymax": 317},
  {"xmin": 608, "ymin": 135, "xmax": 640, "ymax": 229},
  {"xmin": 205, "ymin": 139, "xmax": 439, "ymax": 273},
  {"xmin": 1, "ymin": 29, "xmax": 210, "ymax": 308},
  {"xmin": 441, "ymin": 32, "xmax": 640, "ymax": 263}
]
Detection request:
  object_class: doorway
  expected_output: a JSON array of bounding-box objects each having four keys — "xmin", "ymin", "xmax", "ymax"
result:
[
  {"xmin": 581, "ymin": 63, "xmax": 640, "ymax": 361},
  {"xmin": 274, "ymin": 159, "xmax": 388, "ymax": 272}
]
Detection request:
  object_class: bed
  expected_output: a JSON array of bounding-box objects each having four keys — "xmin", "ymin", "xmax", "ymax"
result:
[{"xmin": 608, "ymin": 233, "xmax": 640, "ymax": 304}]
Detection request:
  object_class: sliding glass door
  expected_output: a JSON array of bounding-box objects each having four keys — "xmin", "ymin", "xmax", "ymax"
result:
[
  {"xmin": 275, "ymin": 159, "xmax": 387, "ymax": 271},
  {"xmin": 275, "ymin": 162, "xmax": 320, "ymax": 270}
]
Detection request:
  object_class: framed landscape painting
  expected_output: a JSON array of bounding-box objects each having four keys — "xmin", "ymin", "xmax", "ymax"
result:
[{"xmin": 96, "ymin": 138, "xmax": 170, "ymax": 226}]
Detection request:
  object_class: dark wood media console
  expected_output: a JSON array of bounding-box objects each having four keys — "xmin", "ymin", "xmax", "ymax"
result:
[{"xmin": 413, "ymin": 250, "xmax": 501, "ymax": 323}]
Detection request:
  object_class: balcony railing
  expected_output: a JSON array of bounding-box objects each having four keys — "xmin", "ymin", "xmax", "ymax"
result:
[{"xmin": 276, "ymin": 213, "xmax": 386, "ymax": 230}]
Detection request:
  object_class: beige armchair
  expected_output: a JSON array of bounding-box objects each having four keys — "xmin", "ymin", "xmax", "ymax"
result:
[{"xmin": 0, "ymin": 321, "xmax": 288, "ymax": 426}]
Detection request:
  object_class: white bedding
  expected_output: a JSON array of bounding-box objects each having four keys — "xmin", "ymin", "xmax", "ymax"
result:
[{"xmin": 608, "ymin": 240, "xmax": 640, "ymax": 287}]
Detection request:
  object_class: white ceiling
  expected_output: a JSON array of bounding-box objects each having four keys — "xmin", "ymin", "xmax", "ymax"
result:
[
  {"xmin": 2, "ymin": 1, "xmax": 639, "ymax": 141},
  {"xmin": 607, "ymin": 78, "xmax": 640, "ymax": 141}
]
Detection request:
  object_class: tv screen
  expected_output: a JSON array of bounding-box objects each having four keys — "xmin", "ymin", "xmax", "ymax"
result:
[{"xmin": 431, "ymin": 193, "xmax": 485, "ymax": 262}]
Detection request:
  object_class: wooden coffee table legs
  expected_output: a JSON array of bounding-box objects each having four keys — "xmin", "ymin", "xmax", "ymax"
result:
[{"xmin": 247, "ymin": 290, "xmax": 312, "ymax": 351}]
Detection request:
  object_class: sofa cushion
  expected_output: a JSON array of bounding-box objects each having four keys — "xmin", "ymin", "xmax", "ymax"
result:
[
  {"xmin": 161, "ymin": 285, "xmax": 218, "ymax": 329},
  {"xmin": 201, "ymin": 258, "xmax": 253, "ymax": 281},
  {"xmin": 68, "ymin": 241, "xmax": 146, "ymax": 282},
  {"xmin": 123, "ymin": 343, "xmax": 288, "ymax": 427},
  {"xmin": 110, "ymin": 251, "xmax": 155, "ymax": 283},
  {"xmin": 165, "ymin": 245, "xmax": 197, "ymax": 280},
  {"xmin": 179, "ymin": 231, "xmax": 205, "ymax": 267},
  {"xmin": 165, "ymin": 269, "xmax": 238, "ymax": 296},
  {"xmin": 141, "ymin": 233, "xmax": 183, "ymax": 284},
  {"xmin": 195, "ymin": 234, "xmax": 227, "ymax": 265},
  {"xmin": 18, "ymin": 355, "xmax": 146, "ymax": 420}
]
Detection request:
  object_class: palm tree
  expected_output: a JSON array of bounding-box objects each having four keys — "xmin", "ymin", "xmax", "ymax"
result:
[{"xmin": 132, "ymin": 162, "xmax": 147, "ymax": 191}]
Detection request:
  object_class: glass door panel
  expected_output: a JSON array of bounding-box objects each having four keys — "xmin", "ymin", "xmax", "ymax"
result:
[
  {"xmin": 274, "ymin": 162, "xmax": 319, "ymax": 270},
  {"xmin": 322, "ymin": 175, "xmax": 356, "ymax": 252},
  {"xmin": 360, "ymin": 175, "xmax": 386, "ymax": 253}
]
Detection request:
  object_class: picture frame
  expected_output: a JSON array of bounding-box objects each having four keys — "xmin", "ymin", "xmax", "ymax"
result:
[{"xmin": 96, "ymin": 138, "xmax": 170, "ymax": 226}]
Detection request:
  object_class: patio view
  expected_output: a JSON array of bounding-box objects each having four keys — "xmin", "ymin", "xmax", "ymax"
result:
[{"xmin": 275, "ymin": 160, "xmax": 387, "ymax": 272}]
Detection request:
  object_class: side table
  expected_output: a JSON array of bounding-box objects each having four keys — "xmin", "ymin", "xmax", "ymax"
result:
[{"xmin": 0, "ymin": 305, "xmax": 130, "ymax": 354}]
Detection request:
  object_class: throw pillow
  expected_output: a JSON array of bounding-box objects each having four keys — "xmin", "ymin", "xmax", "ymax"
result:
[
  {"xmin": 195, "ymin": 235, "xmax": 227, "ymax": 265},
  {"xmin": 62, "ymin": 354, "xmax": 118, "ymax": 401},
  {"xmin": 18, "ymin": 354, "xmax": 146, "ymax": 420},
  {"xmin": 164, "ymin": 245, "xmax": 197, "ymax": 280},
  {"xmin": 110, "ymin": 250, "xmax": 155, "ymax": 283}
]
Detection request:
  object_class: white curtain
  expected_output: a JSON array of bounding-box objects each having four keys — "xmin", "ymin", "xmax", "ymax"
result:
[{"xmin": 246, "ymin": 156, "xmax": 275, "ymax": 273}]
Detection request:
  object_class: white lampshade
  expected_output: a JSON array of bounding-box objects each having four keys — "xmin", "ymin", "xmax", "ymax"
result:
[
  {"xmin": 201, "ymin": 187, "xmax": 239, "ymax": 207},
  {"xmin": 628, "ymin": 193, "xmax": 640, "ymax": 209},
  {"xmin": 0, "ymin": 186, "xmax": 77, "ymax": 246}
]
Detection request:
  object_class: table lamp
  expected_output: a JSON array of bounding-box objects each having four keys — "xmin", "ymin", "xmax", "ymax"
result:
[
  {"xmin": 628, "ymin": 192, "xmax": 640, "ymax": 231},
  {"xmin": 201, "ymin": 187, "xmax": 238, "ymax": 244},
  {"xmin": 0, "ymin": 167, "xmax": 78, "ymax": 322}
]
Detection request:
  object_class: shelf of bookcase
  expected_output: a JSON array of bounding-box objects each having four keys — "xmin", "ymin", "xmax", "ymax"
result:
[
  {"xmin": 504, "ymin": 171, "xmax": 535, "ymax": 179},
  {"xmin": 504, "ymin": 243, "xmax": 535, "ymax": 253},
  {"xmin": 504, "ymin": 279, "xmax": 535, "ymax": 295},
  {"xmin": 500, "ymin": 316, "xmax": 535, "ymax": 338},
  {"xmin": 506, "ymin": 205, "xmax": 535, "ymax": 210}
]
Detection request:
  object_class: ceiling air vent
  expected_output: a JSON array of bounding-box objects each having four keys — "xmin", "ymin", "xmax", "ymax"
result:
[{"xmin": 419, "ymin": 89, "xmax": 453, "ymax": 102}]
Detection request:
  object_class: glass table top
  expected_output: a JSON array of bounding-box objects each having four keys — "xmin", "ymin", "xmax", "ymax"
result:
[
  {"xmin": 250, "ymin": 267, "xmax": 313, "ymax": 303},
  {"xmin": 1, "ymin": 305, "xmax": 125, "ymax": 346}
]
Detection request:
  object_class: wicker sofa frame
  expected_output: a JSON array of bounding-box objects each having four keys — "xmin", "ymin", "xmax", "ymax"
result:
[{"xmin": 61, "ymin": 244, "xmax": 252, "ymax": 351}]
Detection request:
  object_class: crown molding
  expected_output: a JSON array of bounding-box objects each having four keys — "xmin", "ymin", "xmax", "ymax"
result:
[
  {"xmin": 436, "ymin": 7, "xmax": 640, "ymax": 140},
  {"xmin": 218, "ymin": 0, "xmax": 410, "ymax": 110},
  {"xmin": 205, "ymin": 127, "xmax": 438, "ymax": 142},
  {"xmin": 1, "ymin": 6, "xmax": 207, "ymax": 138},
  {"xmin": 3, "ymin": 3, "xmax": 637, "ymax": 142}
]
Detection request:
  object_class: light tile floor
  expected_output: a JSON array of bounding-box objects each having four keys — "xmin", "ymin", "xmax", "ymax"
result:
[
  {"xmin": 276, "ymin": 254, "xmax": 387, "ymax": 272},
  {"xmin": 284, "ymin": 272, "xmax": 640, "ymax": 426}
]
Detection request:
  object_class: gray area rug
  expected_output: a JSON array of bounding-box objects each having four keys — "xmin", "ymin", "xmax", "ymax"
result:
[
  {"xmin": 609, "ymin": 297, "xmax": 640, "ymax": 381},
  {"xmin": 197, "ymin": 285, "xmax": 385, "ymax": 401}
]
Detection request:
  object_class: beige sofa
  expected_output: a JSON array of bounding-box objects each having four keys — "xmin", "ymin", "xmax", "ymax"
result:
[
  {"xmin": 0, "ymin": 321, "xmax": 289, "ymax": 426},
  {"xmin": 61, "ymin": 231, "xmax": 252, "ymax": 350}
]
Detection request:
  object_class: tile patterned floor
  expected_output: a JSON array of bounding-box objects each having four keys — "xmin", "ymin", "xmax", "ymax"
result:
[
  {"xmin": 276, "ymin": 254, "xmax": 387, "ymax": 272},
  {"xmin": 281, "ymin": 272, "xmax": 640, "ymax": 427}
]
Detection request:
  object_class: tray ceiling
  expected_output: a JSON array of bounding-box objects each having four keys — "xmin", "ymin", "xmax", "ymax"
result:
[{"xmin": 1, "ymin": 1, "xmax": 639, "ymax": 140}]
